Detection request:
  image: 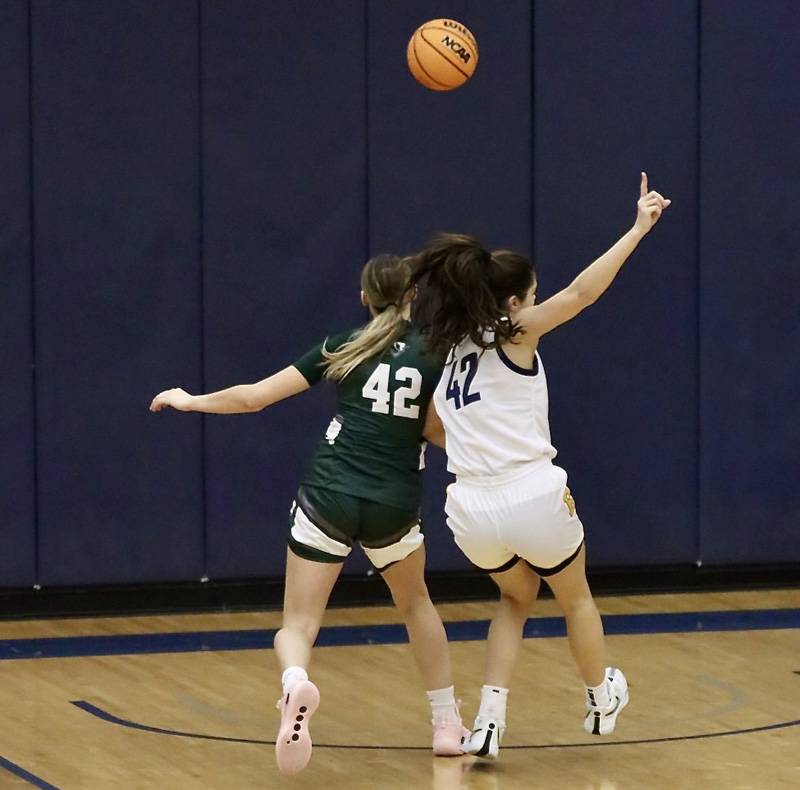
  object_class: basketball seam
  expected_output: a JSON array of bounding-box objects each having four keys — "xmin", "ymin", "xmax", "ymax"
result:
[
  {"xmin": 419, "ymin": 29, "xmax": 474, "ymax": 79},
  {"xmin": 411, "ymin": 34, "xmax": 450, "ymax": 89},
  {"xmin": 412, "ymin": 35, "xmax": 451, "ymax": 89},
  {"xmin": 421, "ymin": 26, "xmax": 479, "ymax": 59}
]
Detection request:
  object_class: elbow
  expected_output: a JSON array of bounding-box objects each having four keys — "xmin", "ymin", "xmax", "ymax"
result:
[
  {"xmin": 571, "ymin": 283, "xmax": 598, "ymax": 308},
  {"xmin": 241, "ymin": 387, "xmax": 265, "ymax": 413}
]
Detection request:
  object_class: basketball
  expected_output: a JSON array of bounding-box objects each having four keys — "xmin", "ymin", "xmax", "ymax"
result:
[{"xmin": 406, "ymin": 19, "xmax": 479, "ymax": 91}]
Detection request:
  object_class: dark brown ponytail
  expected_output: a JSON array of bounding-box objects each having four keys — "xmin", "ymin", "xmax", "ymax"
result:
[{"xmin": 410, "ymin": 233, "xmax": 535, "ymax": 358}]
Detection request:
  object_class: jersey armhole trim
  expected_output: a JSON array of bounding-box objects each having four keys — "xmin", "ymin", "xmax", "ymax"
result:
[{"xmin": 496, "ymin": 345, "xmax": 539, "ymax": 377}]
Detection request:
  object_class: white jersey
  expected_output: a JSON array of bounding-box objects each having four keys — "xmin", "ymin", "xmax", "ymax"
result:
[{"xmin": 433, "ymin": 335, "xmax": 557, "ymax": 479}]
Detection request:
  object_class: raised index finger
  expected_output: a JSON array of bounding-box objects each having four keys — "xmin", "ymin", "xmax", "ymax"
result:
[{"xmin": 640, "ymin": 171, "xmax": 648, "ymax": 197}]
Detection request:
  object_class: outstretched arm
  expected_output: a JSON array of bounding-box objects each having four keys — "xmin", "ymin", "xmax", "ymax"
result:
[
  {"xmin": 149, "ymin": 366, "xmax": 310, "ymax": 414},
  {"xmin": 518, "ymin": 172, "xmax": 670, "ymax": 341}
]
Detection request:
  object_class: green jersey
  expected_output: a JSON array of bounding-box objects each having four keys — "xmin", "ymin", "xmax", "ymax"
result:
[{"xmin": 292, "ymin": 324, "xmax": 443, "ymax": 510}]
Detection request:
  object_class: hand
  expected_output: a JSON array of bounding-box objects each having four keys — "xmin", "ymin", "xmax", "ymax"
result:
[
  {"xmin": 634, "ymin": 172, "xmax": 671, "ymax": 235},
  {"xmin": 150, "ymin": 387, "xmax": 194, "ymax": 412}
]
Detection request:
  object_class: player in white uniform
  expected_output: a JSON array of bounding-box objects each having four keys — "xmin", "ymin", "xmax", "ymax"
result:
[{"xmin": 413, "ymin": 174, "xmax": 670, "ymax": 758}]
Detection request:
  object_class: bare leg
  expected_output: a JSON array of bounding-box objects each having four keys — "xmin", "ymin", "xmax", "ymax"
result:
[
  {"xmin": 273, "ymin": 548, "xmax": 343, "ymax": 671},
  {"xmin": 273, "ymin": 549, "xmax": 340, "ymax": 776},
  {"xmin": 485, "ymin": 561, "xmax": 541, "ymax": 688},
  {"xmin": 380, "ymin": 546, "xmax": 452, "ymax": 691},
  {"xmin": 545, "ymin": 545, "xmax": 606, "ymax": 687}
]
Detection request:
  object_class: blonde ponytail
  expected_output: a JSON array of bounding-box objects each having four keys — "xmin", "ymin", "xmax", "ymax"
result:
[
  {"xmin": 321, "ymin": 253, "xmax": 413, "ymax": 381},
  {"xmin": 322, "ymin": 305, "xmax": 407, "ymax": 381}
]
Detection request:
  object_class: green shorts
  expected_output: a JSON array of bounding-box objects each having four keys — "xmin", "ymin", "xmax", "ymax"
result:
[{"xmin": 288, "ymin": 485, "xmax": 423, "ymax": 570}]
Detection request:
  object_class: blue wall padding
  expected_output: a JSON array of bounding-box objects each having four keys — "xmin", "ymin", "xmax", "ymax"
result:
[
  {"xmin": 698, "ymin": 0, "xmax": 800, "ymax": 563},
  {"xmin": 533, "ymin": 1, "xmax": 700, "ymax": 565},
  {"xmin": 32, "ymin": 1, "xmax": 205, "ymax": 584},
  {"xmin": 1, "ymin": 1, "xmax": 797, "ymax": 587},
  {"xmin": 0, "ymin": 1, "xmax": 37, "ymax": 586},
  {"xmin": 368, "ymin": 0, "xmax": 532, "ymax": 254}
]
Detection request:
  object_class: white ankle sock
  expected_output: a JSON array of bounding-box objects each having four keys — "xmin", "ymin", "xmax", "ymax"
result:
[
  {"xmin": 586, "ymin": 675, "xmax": 611, "ymax": 708},
  {"xmin": 478, "ymin": 685, "xmax": 508, "ymax": 722},
  {"xmin": 426, "ymin": 685, "xmax": 460, "ymax": 725},
  {"xmin": 281, "ymin": 666, "xmax": 308, "ymax": 694}
]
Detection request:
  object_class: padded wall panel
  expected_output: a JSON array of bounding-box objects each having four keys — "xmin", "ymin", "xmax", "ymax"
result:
[
  {"xmin": 33, "ymin": 1, "xmax": 204, "ymax": 584},
  {"xmin": 699, "ymin": 1, "xmax": 800, "ymax": 563},
  {"xmin": 0, "ymin": 1, "xmax": 36, "ymax": 586},
  {"xmin": 534, "ymin": 2, "xmax": 699, "ymax": 565},
  {"xmin": 202, "ymin": 1, "xmax": 367, "ymax": 578},
  {"xmin": 369, "ymin": 0, "xmax": 532, "ymax": 570},
  {"xmin": 368, "ymin": 0, "xmax": 531, "ymax": 254}
]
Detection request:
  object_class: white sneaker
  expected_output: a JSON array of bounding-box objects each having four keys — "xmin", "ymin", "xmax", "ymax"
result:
[
  {"xmin": 584, "ymin": 667, "xmax": 628, "ymax": 736},
  {"xmin": 465, "ymin": 715, "xmax": 505, "ymax": 759}
]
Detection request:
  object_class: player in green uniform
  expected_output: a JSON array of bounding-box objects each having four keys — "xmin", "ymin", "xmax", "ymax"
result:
[{"xmin": 150, "ymin": 254, "xmax": 466, "ymax": 776}]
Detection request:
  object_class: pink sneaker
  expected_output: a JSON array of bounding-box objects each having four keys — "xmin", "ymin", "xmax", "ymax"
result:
[
  {"xmin": 275, "ymin": 679, "xmax": 320, "ymax": 775},
  {"xmin": 432, "ymin": 700, "xmax": 469, "ymax": 757},
  {"xmin": 432, "ymin": 720, "xmax": 470, "ymax": 756}
]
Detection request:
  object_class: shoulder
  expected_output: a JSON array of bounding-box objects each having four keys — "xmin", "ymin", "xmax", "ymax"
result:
[
  {"xmin": 293, "ymin": 327, "xmax": 359, "ymax": 385},
  {"xmin": 323, "ymin": 327, "xmax": 360, "ymax": 354}
]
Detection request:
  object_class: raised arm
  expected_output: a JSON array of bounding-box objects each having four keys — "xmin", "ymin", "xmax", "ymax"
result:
[
  {"xmin": 149, "ymin": 366, "xmax": 310, "ymax": 414},
  {"xmin": 518, "ymin": 173, "xmax": 670, "ymax": 341}
]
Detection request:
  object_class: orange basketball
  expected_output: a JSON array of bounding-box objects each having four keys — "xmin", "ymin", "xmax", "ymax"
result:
[{"xmin": 406, "ymin": 19, "xmax": 479, "ymax": 91}]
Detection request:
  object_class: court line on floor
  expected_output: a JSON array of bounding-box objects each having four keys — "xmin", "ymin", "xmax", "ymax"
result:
[
  {"xmin": 3, "ymin": 608, "xmax": 800, "ymax": 660},
  {"xmin": 0, "ymin": 755, "xmax": 60, "ymax": 790},
  {"xmin": 71, "ymin": 700, "xmax": 800, "ymax": 750}
]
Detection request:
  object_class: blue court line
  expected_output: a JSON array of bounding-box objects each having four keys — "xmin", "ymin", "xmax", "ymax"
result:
[
  {"xmin": 72, "ymin": 700, "xmax": 800, "ymax": 750},
  {"xmin": 0, "ymin": 755, "xmax": 60, "ymax": 789},
  {"xmin": 1, "ymin": 608, "xmax": 798, "ymax": 661}
]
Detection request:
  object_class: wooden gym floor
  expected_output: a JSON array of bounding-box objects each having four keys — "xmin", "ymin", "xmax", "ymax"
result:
[{"xmin": 0, "ymin": 588, "xmax": 798, "ymax": 789}]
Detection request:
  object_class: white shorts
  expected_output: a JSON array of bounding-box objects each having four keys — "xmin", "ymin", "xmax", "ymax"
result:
[{"xmin": 445, "ymin": 462, "xmax": 584, "ymax": 575}]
